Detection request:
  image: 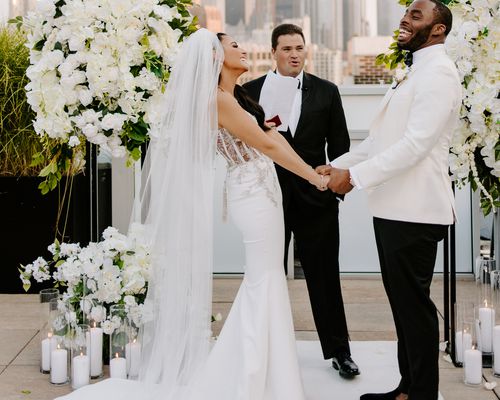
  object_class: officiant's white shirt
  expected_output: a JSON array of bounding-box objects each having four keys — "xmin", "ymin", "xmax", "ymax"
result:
[{"xmin": 276, "ymin": 69, "xmax": 303, "ymax": 136}]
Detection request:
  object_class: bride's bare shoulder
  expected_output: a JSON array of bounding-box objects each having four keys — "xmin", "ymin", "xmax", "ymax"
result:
[{"xmin": 217, "ymin": 88, "xmax": 240, "ymax": 124}]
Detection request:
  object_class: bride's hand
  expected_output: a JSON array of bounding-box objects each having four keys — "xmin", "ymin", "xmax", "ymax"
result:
[
  {"xmin": 315, "ymin": 164, "xmax": 333, "ymax": 176},
  {"xmin": 310, "ymin": 172, "xmax": 328, "ymax": 191}
]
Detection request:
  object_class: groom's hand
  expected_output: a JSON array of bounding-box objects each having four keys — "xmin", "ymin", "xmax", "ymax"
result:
[
  {"xmin": 315, "ymin": 164, "xmax": 333, "ymax": 175},
  {"xmin": 327, "ymin": 168, "xmax": 353, "ymax": 194}
]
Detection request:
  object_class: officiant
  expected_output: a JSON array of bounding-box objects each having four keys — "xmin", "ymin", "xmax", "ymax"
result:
[{"xmin": 243, "ymin": 23, "xmax": 358, "ymax": 379}]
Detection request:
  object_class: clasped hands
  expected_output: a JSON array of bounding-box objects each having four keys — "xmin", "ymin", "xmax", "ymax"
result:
[{"xmin": 315, "ymin": 165, "xmax": 354, "ymax": 194}]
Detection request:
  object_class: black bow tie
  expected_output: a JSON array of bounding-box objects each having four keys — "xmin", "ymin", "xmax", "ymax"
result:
[{"xmin": 404, "ymin": 52, "xmax": 413, "ymax": 68}]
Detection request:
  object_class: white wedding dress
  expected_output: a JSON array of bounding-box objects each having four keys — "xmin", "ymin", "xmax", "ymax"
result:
[{"xmin": 56, "ymin": 125, "xmax": 306, "ymax": 400}]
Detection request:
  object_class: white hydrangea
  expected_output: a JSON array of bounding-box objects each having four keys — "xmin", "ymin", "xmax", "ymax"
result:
[
  {"xmin": 447, "ymin": 0, "xmax": 500, "ymax": 210},
  {"xmin": 23, "ymin": 0, "xmax": 191, "ymax": 156}
]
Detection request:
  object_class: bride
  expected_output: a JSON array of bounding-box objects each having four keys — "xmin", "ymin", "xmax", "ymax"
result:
[{"xmin": 57, "ymin": 28, "xmax": 326, "ymax": 400}]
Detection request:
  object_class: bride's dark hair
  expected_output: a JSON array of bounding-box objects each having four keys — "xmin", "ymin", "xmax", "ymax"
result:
[{"xmin": 217, "ymin": 33, "xmax": 270, "ymax": 132}]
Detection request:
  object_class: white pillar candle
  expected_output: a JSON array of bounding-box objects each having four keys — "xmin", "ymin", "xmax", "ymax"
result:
[
  {"xmin": 41, "ymin": 334, "xmax": 56, "ymax": 371},
  {"xmin": 110, "ymin": 354, "xmax": 127, "ymax": 379},
  {"xmin": 463, "ymin": 332, "xmax": 472, "ymax": 352},
  {"xmin": 50, "ymin": 346, "xmax": 68, "ymax": 384},
  {"xmin": 456, "ymin": 330, "xmax": 473, "ymax": 363},
  {"xmin": 125, "ymin": 340, "xmax": 141, "ymax": 378},
  {"xmin": 475, "ymin": 319, "xmax": 483, "ymax": 351},
  {"xmin": 464, "ymin": 348, "xmax": 482, "ymax": 385},
  {"xmin": 71, "ymin": 354, "xmax": 90, "ymax": 389},
  {"xmin": 493, "ymin": 326, "xmax": 500, "ymax": 374},
  {"xmin": 89, "ymin": 325, "xmax": 103, "ymax": 377},
  {"xmin": 479, "ymin": 306, "xmax": 495, "ymax": 353}
]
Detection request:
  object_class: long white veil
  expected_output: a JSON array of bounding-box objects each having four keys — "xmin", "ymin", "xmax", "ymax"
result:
[{"xmin": 131, "ymin": 29, "xmax": 223, "ymax": 395}]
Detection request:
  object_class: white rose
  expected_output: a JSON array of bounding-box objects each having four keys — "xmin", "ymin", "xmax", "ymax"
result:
[
  {"xmin": 111, "ymin": 146, "xmax": 127, "ymax": 158},
  {"xmin": 101, "ymin": 113, "xmax": 127, "ymax": 131},
  {"xmin": 36, "ymin": 0, "xmax": 56, "ymax": 17},
  {"xmin": 82, "ymin": 123, "xmax": 98, "ymax": 139},
  {"xmin": 78, "ymin": 89, "xmax": 94, "ymax": 107},
  {"xmin": 68, "ymin": 136, "xmax": 80, "ymax": 147},
  {"xmin": 90, "ymin": 305, "xmax": 107, "ymax": 322}
]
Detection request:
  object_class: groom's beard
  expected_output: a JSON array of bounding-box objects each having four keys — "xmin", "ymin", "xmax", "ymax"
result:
[{"xmin": 398, "ymin": 24, "xmax": 434, "ymax": 53}]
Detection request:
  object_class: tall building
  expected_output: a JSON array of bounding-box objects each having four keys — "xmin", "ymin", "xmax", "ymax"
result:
[
  {"xmin": 275, "ymin": 0, "xmax": 302, "ymax": 22},
  {"xmin": 226, "ymin": 0, "xmax": 245, "ymax": 25},
  {"xmin": 377, "ymin": 0, "xmax": 404, "ymax": 36},
  {"xmin": 246, "ymin": 0, "xmax": 276, "ymax": 30},
  {"xmin": 0, "ymin": 0, "xmax": 36, "ymax": 22},
  {"xmin": 310, "ymin": 44, "xmax": 343, "ymax": 84},
  {"xmin": 343, "ymin": 0, "xmax": 378, "ymax": 49},
  {"xmin": 303, "ymin": 0, "xmax": 343, "ymax": 50},
  {"xmin": 347, "ymin": 36, "xmax": 393, "ymax": 85},
  {"xmin": 195, "ymin": 0, "xmax": 226, "ymax": 31}
]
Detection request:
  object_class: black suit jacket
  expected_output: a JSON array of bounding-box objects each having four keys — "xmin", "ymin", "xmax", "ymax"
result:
[{"xmin": 243, "ymin": 72, "xmax": 350, "ymax": 208}]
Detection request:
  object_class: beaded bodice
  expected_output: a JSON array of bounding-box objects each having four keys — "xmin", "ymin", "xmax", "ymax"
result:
[
  {"xmin": 216, "ymin": 127, "xmax": 263, "ymax": 167},
  {"xmin": 216, "ymin": 126, "xmax": 280, "ymax": 219}
]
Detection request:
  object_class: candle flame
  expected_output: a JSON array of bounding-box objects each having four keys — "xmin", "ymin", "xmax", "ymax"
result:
[
  {"xmin": 485, "ymin": 299, "xmax": 488, "ymax": 307},
  {"xmin": 115, "ymin": 353, "xmax": 119, "ymax": 358},
  {"xmin": 93, "ymin": 322, "xmax": 97, "ymax": 328},
  {"xmin": 133, "ymin": 339, "xmax": 137, "ymax": 344},
  {"xmin": 80, "ymin": 352, "xmax": 84, "ymax": 356},
  {"xmin": 57, "ymin": 344, "xmax": 61, "ymax": 350},
  {"xmin": 48, "ymin": 332, "xmax": 53, "ymax": 338}
]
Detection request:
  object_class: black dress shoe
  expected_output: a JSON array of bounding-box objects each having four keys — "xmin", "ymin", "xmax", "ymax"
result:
[
  {"xmin": 331, "ymin": 353, "xmax": 360, "ymax": 379},
  {"xmin": 360, "ymin": 388, "xmax": 403, "ymax": 400}
]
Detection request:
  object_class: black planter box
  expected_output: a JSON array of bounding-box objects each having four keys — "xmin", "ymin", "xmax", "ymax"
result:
[{"xmin": 0, "ymin": 175, "xmax": 93, "ymax": 293}]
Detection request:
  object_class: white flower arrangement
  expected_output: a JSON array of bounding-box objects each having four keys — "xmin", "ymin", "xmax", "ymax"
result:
[
  {"xmin": 20, "ymin": 0, "xmax": 197, "ymax": 194},
  {"xmin": 20, "ymin": 224, "xmax": 151, "ymax": 332},
  {"xmin": 446, "ymin": 0, "xmax": 500, "ymax": 214}
]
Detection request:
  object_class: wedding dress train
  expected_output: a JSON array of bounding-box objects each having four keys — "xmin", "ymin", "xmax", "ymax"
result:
[{"xmin": 56, "ymin": 126, "xmax": 306, "ymax": 400}]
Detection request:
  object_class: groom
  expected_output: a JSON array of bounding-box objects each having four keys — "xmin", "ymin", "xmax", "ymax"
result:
[
  {"xmin": 319, "ymin": 1, "xmax": 461, "ymax": 399},
  {"xmin": 243, "ymin": 24, "xmax": 358, "ymax": 379}
]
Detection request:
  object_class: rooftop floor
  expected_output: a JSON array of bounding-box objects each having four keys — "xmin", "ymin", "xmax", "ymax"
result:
[{"xmin": 1, "ymin": 276, "xmax": 498, "ymax": 400}]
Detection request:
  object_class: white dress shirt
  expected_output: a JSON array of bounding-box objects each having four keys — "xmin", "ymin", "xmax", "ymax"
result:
[{"xmin": 277, "ymin": 69, "xmax": 303, "ymax": 136}]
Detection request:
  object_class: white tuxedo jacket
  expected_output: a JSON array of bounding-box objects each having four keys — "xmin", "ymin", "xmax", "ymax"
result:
[{"xmin": 332, "ymin": 44, "xmax": 461, "ymax": 225}]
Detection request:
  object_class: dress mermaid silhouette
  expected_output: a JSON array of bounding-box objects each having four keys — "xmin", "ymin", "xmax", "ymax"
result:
[{"xmin": 56, "ymin": 124, "xmax": 306, "ymax": 400}]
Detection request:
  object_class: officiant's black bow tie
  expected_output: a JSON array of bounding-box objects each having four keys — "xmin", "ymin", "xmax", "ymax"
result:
[{"xmin": 404, "ymin": 52, "xmax": 413, "ymax": 68}]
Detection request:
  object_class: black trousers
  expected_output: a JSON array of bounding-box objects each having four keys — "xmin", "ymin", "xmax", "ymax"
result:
[
  {"xmin": 284, "ymin": 197, "xmax": 350, "ymax": 359},
  {"xmin": 373, "ymin": 217, "xmax": 448, "ymax": 400}
]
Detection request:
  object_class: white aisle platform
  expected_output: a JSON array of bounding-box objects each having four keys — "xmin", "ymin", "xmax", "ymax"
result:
[{"xmin": 298, "ymin": 341, "xmax": 444, "ymax": 400}]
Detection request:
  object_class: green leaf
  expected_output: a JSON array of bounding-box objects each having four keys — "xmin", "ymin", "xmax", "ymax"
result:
[
  {"xmin": 21, "ymin": 390, "xmax": 31, "ymax": 395},
  {"xmin": 39, "ymin": 162, "xmax": 56, "ymax": 177},
  {"xmin": 130, "ymin": 147, "xmax": 142, "ymax": 161},
  {"xmin": 38, "ymin": 181, "xmax": 49, "ymax": 195},
  {"xmin": 33, "ymin": 38, "xmax": 47, "ymax": 51}
]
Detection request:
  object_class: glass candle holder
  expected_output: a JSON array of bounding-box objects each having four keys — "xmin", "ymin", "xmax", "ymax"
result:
[
  {"xmin": 476, "ymin": 300, "xmax": 495, "ymax": 355},
  {"xmin": 475, "ymin": 259, "xmax": 495, "ymax": 356},
  {"xmin": 491, "ymin": 273, "xmax": 500, "ymax": 377},
  {"xmin": 125, "ymin": 323, "xmax": 141, "ymax": 379},
  {"xmin": 463, "ymin": 320, "xmax": 482, "ymax": 386},
  {"xmin": 71, "ymin": 324, "xmax": 90, "ymax": 389},
  {"xmin": 88, "ymin": 318, "xmax": 104, "ymax": 379},
  {"xmin": 109, "ymin": 305, "xmax": 128, "ymax": 379},
  {"xmin": 455, "ymin": 301, "xmax": 474, "ymax": 365},
  {"xmin": 50, "ymin": 333, "xmax": 69, "ymax": 385}
]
